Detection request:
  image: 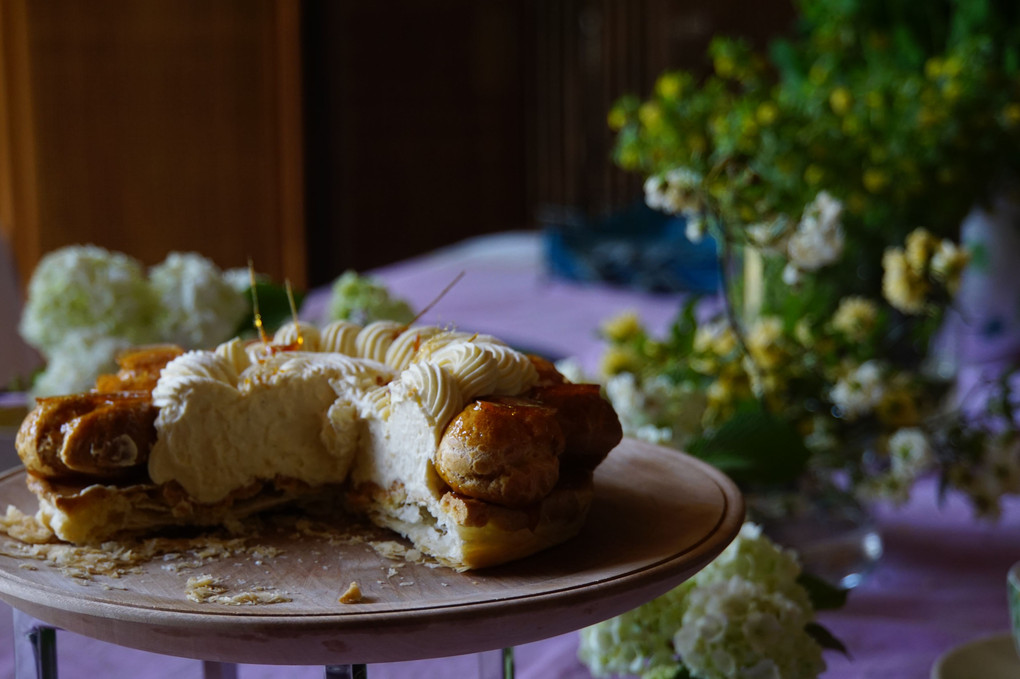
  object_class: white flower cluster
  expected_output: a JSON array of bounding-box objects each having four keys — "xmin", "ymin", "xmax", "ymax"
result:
[
  {"xmin": 881, "ymin": 228, "xmax": 969, "ymax": 315},
  {"xmin": 783, "ymin": 192, "xmax": 845, "ymax": 284},
  {"xmin": 863, "ymin": 427, "xmax": 935, "ymax": 504},
  {"xmin": 325, "ymin": 270, "xmax": 414, "ymax": 326},
  {"xmin": 579, "ymin": 523, "xmax": 826, "ymax": 679},
  {"xmin": 19, "ymin": 245, "xmax": 158, "ymax": 352},
  {"xmin": 604, "ymin": 372, "xmax": 708, "ymax": 449},
  {"xmin": 643, "ymin": 167, "xmax": 708, "ymax": 242},
  {"xmin": 828, "ymin": 360, "xmax": 886, "ymax": 421},
  {"xmin": 948, "ymin": 432, "xmax": 1020, "ymax": 519},
  {"xmin": 20, "ymin": 246, "xmax": 249, "ymax": 399},
  {"xmin": 150, "ymin": 253, "xmax": 249, "ymax": 350}
]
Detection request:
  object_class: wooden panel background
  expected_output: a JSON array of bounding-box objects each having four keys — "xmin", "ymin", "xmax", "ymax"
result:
[
  {"xmin": 1, "ymin": 0, "xmax": 792, "ymax": 291},
  {"xmin": 0, "ymin": 0, "xmax": 305, "ymax": 289}
]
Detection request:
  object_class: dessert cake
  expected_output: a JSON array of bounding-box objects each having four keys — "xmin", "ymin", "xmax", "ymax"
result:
[{"xmin": 15, "ymin": 321, "xmax": 622, "ymax": 569}]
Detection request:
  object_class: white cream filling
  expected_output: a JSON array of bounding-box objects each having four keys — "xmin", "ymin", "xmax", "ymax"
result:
[{"xmin": 147, "ymin": 323, "xmax": 539, "ymax": 534}]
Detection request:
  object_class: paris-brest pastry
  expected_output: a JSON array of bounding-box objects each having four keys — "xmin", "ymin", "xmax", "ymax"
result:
[{"xmin": 15, "ymin": 321, "xmax": 622, "ymax": 569}]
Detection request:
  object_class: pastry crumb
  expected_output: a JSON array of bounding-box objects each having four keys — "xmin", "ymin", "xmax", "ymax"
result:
[
  {"xmin": 185, "ymin": 574, "xmax": 291, "ymax": 605},
  {"xmin": 338, "ymin": 580, "xmax": 363, "ymax": 604}
]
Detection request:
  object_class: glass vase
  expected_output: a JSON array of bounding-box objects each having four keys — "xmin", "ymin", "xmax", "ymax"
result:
[{"xmin": 746, "ymin": 476, "xmax": 883, "ymax": 590}]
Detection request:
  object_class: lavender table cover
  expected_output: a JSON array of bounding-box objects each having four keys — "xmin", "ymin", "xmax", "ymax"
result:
[{"xmin": 1, "ymin": 231, "xmax": 1017, "ymax": 678}]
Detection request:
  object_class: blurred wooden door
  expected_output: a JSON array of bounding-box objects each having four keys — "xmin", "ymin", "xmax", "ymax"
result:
[{"xmin": 0, "ymin": 0, "xmax": 305, "ymax": 288}]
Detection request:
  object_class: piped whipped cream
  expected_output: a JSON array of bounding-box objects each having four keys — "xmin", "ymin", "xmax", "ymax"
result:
[{"xmin": 147, "ymin": 322, "xmax": 539, "ymax": 508}]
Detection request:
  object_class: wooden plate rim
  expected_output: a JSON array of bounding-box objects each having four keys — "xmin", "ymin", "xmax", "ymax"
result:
[{"xmin": 0, "ymin": 439, "xmax": 744, "ymax": 635}]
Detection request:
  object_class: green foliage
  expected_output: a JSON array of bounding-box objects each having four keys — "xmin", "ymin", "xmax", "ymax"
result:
[
  {"xmin": 611, "ymin": 0, "xmax": 1020, "ymax": 252},
  {"xmin": 797, "ymin": 572, "xmax": 849, "ymax": 611},
  {"xmin": 687, "ymin": 405, "xmax": 812, "ymax": 488},
  {"xmin": 233, "ymin": 281, "xmax": 306, "ymax": 338}
]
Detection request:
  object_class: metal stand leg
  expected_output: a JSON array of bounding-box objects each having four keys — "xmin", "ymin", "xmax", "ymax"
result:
[
  {"xmin": 201, "ymin": 661, "xmax": 238, "ymax": 679},
  {"xmin": 324, "ymin": 665, "xmax": 368, "ymax": 678},
  {"xmin": 13, "ymin": 608, "xmax": 58, "ymax": 679},
  {"xmin": 478, "ymin": 648, "xmax": 514, "ymax": 679}
]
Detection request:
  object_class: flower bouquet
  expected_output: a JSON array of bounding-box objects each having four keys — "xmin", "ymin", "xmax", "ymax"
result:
[
  {"xmin": 15, "ymin": 245, "xmax": 412, "ymax": 401},
  {"xmin": 577, "ymin": 1, "xmax": 1020, "ymax": 677},
  {"xmin": 593, "ymin": 0, "xmax": 1020, "ymax": 518}
]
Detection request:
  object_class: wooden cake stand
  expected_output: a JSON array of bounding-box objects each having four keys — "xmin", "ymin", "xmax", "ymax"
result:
[{"xmin": 0, "ymin": 438, "xmax": 743, "ymax": 672}]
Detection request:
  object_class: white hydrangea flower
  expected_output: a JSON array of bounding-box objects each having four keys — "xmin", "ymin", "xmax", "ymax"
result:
[
  {"xmin": 19, "ymin": 245, "xmax": 158, "ymax": 355},
  {"xmin": 829, "ymin": 360, "xmax": 886, "ymax": 420},
  {"xmin": 149, "ymin": 252, "xmax": 249, "ymax": 349},
  {"xmin": 577, "ymin": 586, "xmax": 690, "ymax": 679},
  {"xmin": 326, "ymin": 270, "xmax": 414, "ymax": 325},
  {"xmin": 673, "ymin": 576, "xmax": 825, "ymax": 679},
  {"xmin": 29, "ymin": 329, "xmax": 134, "ymax": 399},
  {"xmin": 786, "ymin": 191, "xmax": 845, "ymax": 275},
  {"xmin": 222, "ymin": 267, "xmax": 268, "ymax": 294},
  {"xmin": 579, "ymin": 524, "xmax": 825, "ymax": 679},
  {"xmin": 691, "ymin": 523, "xmax": 812, "ymax": 612}
]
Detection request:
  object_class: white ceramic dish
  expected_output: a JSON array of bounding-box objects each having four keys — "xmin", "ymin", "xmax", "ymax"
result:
[{"xmin": 932, "ymin": 633, "xmax": 1020, "ymax": 679}]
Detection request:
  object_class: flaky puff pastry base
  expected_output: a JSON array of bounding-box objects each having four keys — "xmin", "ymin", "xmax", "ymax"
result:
[
  {"xmin": 347, "ymin": 471, "xmax": 594, "ymax": 570},
  {"xmin": 25, "ymin": 474, "xmax": 330, "ymax": 545}
]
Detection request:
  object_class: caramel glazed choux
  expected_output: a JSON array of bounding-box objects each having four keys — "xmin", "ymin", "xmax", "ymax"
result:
[{"xmin": 15, "ymin": 321, "xmax": 623, "ymax": 569}]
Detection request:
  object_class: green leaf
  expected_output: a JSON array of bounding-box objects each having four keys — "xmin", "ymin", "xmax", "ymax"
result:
[
  {"xmin": 234, "ymin": 282, "xmax": 306, "ymax": 338},
  {"xmin": 805, "ymin": 622, "xmax": 851, "ymax": 658},
  {"xmin": 797, "ymin": 571, "xmax": 849, "ymax": 611},
  {"xmin": 686, "ymin": 405, "xmax": 811, "ymax": 488}
]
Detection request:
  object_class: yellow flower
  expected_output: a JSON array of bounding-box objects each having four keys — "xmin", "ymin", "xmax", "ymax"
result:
[
  {"xmin": 862, "ymin": 167, "xmax": 889, "ymax": 193},
  {"xmin": 882, "ymin": 248, "xmax": 929, "ymax": 314},
  {"xmin": 694, "ymin": 320, "xmax": 738, "ymax": 357},
  {"xmin": 905, "ymin": 228, "xmax": 937, "ymax": 272},
  {"xmin": 638, "ymin": 102, "xmax": 663, "ymax": 131},
  {"xmin": 705, "ymin": 367, "xmax": 751, "ymax": 422},
  {"xmin": 876, "ymin": 380, "xmax": 921, "ymax": 427},
  {"xmin": 688, "ymin": 133, "xmax": 708, "ymax": 155},
  {"xmin": 831, "ymin": 296, "xmax": 879, "ymax": 341},
  {"xmin": 655, "ymin": 73, "xmax": 683, "ymax": 100},
  {"xmin": 756, "ymin": 101, "xmax": 779, "ymax": 126},
  {"xmin": 607, "ymin": 107, "xmax": 628, "ymax": 131},
  {"xmin": 942, "ymin": 80, "xmax": 962, "ymax": 102},
  {"xmin": 714, "ymin": 54, "xmax": 736, "ymax": 78},
  {"xmin": 599, "ymin": 346, "xmax": 641, "ymax": 376},
  {"xmin": 617, "ymin": 148, "xmax": 640, "ymax": 170},
  {"xmin": 931, "ymin": 240, "xmax": 970, "ymax": 294},
  {"xmin": 794, "ymin": 318, "xmax": 814, "ymax": 347},
  {"xmin": 1003, "ymin": 103, "xmax": 1020, "ymax": 129},
  {"xmin": 829, "ymin": 87, "xmax": 852, "ymax": 116},
  {"xmin": 601, "ymin": 311, "xmax": 644, "ymax": 343},
  {"xmin": 746, "ymin": 316, "xmax": 786, "ymax": 370},
  {"xmin": 803, "ymin": 164, "xmax": 825, "ymax": 186}
]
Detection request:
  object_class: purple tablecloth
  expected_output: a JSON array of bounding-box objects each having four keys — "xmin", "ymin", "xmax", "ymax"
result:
[{"xmin": 0, "ymin": 232, "xmax": 1017, "ymax": 678}]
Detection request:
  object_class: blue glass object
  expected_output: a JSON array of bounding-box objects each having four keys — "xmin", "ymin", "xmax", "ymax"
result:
[{"xmin": 541, "ymin": 202, "xmax": 721, "ymax": 294}]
